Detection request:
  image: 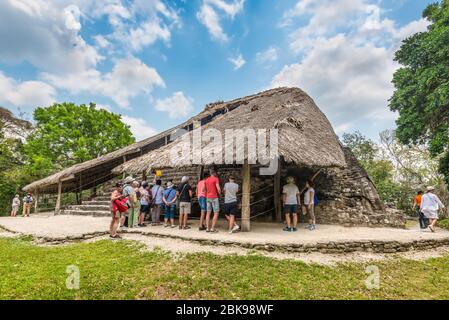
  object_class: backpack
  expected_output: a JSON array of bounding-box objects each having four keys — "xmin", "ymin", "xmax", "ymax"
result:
[{"xmin": 314, "ymin": 193, "xmax": 319, "ymax": 207}]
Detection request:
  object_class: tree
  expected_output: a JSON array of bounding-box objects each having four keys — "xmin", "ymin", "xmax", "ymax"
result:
[
  {"xmin": 342, "ymin": 131, "xmax": 400, "ymax": 203},
  {"xmin": 24, "ymin": 103, "xmax": 135, "ymax": 176},
  {"xmin": 389, "ymin": 0, "xmax": 449, "ymax": 186},
  {"xmin": 0, "ymin": 122, "xmax": 30, "ymax": 215}
]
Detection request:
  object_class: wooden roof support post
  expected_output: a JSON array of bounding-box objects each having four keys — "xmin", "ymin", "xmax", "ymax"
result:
[
  {"xmin": 241, "ymin": 159, "xmax": 251, "ymax": 232},
  {"xmin": 274, "ymin": 158, "xmax": 282, "ymax": 222},
  {"xmin": 34, "ymin": 188, "xmax": 39, "ymax": 214},
  {"xmin": 55, "ymin": 180, "xmax": 62, "ymax": 214}
]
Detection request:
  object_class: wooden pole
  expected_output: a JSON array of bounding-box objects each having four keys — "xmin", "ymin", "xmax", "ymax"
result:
[
  {"xmin": 274, "ymin": 158, "xmax": 282, "ymax": 222},
  {"xmin": 241, "ymin": 159, "xmax": 251, "ymax": 232},
  {"xmin": 34, "ymin": 188, "xmax": 39, "ymax": 214},
  {"xmin": 55, "ymin": 180, "xmax": 62, "ymax": 214}
]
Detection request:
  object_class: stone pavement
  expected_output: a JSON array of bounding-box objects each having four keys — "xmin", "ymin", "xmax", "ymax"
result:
[{"xmin": 1, "ymin": 214, "xmax": 449, "ymax": 254}]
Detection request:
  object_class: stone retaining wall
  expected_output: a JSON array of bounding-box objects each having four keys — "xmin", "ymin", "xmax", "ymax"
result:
[{"xmin": 8, "ymin": 227, "xmax": 448, "ymax": 255}]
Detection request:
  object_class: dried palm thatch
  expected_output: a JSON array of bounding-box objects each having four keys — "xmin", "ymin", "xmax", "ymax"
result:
[
  {"xmin": 22, "ymin": 120, "xmax": 192, "ymax": 193},
  {"xmin": 114, "ymin": 87, "xmax": 346, "ymax": 174}
]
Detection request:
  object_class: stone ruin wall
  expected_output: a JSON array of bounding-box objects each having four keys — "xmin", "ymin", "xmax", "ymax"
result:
[{"xmin": 153, "ymin": 148, "xmax": 406, "ymax": 228}]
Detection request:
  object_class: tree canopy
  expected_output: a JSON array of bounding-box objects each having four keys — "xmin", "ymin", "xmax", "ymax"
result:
[
  {"xmin": 389, "ymin": 0, "xmax": 449, "ymax": 186},
  {"xmin": 24, "ymin": 103, "xmax": 135, "ymax": 176}
]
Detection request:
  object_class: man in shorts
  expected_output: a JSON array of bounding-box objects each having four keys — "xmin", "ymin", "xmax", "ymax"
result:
[
  {"xmin": 177, "ymin": 176, "xmax": 193, "ymax": 229},
  {"xmin": 138, "ymin": 182, "xmax": 150, "ymax": 227},
  {"xmin": 196, "ymin": 172, "xmax": 210, "ymax": 231},
  {"xmin": 224, "ymin": 176, "xmax": 240, "ymax": 234},
  {"xmin": 282, "ymin": 176, "xmax": 300, "ymax": 232},
  {"xmin": 205, "ymin": 169, "xmax": 221, "ymax": 233},
  {"xmin": 162, "ymin": 182, "xmax": 177, "ymax": 228}
]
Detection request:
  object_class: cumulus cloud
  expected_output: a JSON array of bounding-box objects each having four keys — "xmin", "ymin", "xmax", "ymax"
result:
[
  {"xmin": 197, "ymin": 0, "xmax": 245, "ymax": 42},
  {"xmin": 0, "ymin": 72, "xmax": 56, "ymax": 108},
  {"xmin": 121, "ymin": 115, "xmax": 158, "ymax": 141},
  {"xmin": 155, "ymin": 92, "xmax": 194, "ymax": 119},
  {"xmin": 42, "ymin": 58, "xmax": 165, "ymax": 109},
  {"xmin": 0, "ymin": 0, "xmax": 178, "ymax": 109},
  {"xmin": 272, "ymin": 0, "xmax": 429, "ymax": 137},
  {"xmin": 0, "ymin": 0, "xmax": 102, "ymax": 74},
  {"xmin": 228, "ymin": 54, "xmax": 246, "ymax": 70}
]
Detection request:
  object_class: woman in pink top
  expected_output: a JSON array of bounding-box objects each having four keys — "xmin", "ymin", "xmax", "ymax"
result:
[{"xmin": 196, "ymin": 172, "xmax": 210, "ymax": 231}]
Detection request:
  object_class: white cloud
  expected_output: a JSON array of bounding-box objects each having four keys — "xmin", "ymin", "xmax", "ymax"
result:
[
  {"xmin": 42, "ymin": 58, "xmax": 165, "ymax": 109},
  {"xmin": 0, "ymin": 72, "xmax": 56, "ymax": 108},
  {"xmin": 0, "ymin": 1, "xmax": 102, "ymax": 74},
  {"xmin": 128, "ymin": 20, "xmax": 171, "ymax": 51},
  {"xmin": 272, "ymin": 0, "xmax": 430, "ymax": 137},
  {"xmin": 256, "ymin": 47, "xmax": 278, "ymax": 63},
  {"xmin": 228, "ymin": 54, "xmax": 246, "ymax": 70},
  {"xmin": 121, "ymin": 115, "xmax": 158, "ymax": 141},
  {"xmin": 155, "ymin": 92, "xmax": 194, "ymax": 119},
  {"xmin": 197, "ymin": 0, "xmax": 245, "ymax": 42}
]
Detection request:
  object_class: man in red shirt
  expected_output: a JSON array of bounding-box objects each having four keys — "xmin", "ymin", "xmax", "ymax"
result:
[{"xmin": 204, "ymin": 169, "xmax": 221, "ymax": 233}]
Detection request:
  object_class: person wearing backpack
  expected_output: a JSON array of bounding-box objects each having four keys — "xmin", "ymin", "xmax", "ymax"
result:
[
  {"xmin": 302, "ymin": 180, "xmax": 317, "ymax": 231},
  {"xmin": 22, "ymin": 193, "xmax": 33, "ymax": 217},
  {"xmin": 177, "ymin": 176, "xmax": 193, "ymax": 230},
  {"xmin": 162, "ymin": 182, "xmax": 177, "ymax": 228},
  {"xmin": 122, "ymin": 176, "xmax": 137, "ymax": 228},
  {"xmin": 151, "ymin": 179, "xmax": 164, "ymax": 226}
]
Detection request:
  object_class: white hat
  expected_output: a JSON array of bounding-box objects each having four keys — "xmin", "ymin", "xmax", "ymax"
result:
[
  {"xmin": 427, "ymin": 186, "xmax": 435, "ymax": 192},
  {"xmin": 124, "ymin": 176, "xmax": 134, "ymax": 184},
  {"xmin": 181, "ymin": 176, "xmax": 189, "ymax": 183},
  {"xmin": 167, "ymin": 181, "xmax": 174, "ymax": 188}
]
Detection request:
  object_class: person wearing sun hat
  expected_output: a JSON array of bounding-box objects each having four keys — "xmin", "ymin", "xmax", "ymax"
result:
[
  {"xmin": 162, "ymin": 181, "xmax": 177, "ymax": 228},
  {"xmin": 420, "ymin": 186, "xmax": 445, "ymax": 232}
]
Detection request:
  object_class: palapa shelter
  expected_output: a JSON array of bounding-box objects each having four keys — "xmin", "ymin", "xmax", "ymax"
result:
[
  {"xmin": 22, "ymin": 114, "xmax": 201, "ymax": 212},
  {"xmin": 114, "ymin": 87, "xmax": 405, "ymax": 230}
]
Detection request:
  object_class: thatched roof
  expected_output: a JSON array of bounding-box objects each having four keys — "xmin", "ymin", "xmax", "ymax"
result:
[
  {"xmin": 22, "ymin": 118, "xmax": 195, "ymax": 193},
  {"xmin": 114, "ymin": 87, "xmax": 346, "ymax": 174}
]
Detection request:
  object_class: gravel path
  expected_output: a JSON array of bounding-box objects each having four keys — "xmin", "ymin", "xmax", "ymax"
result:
[{"xmin": 1, "ymin": 214, "xmax": 449, "ymax": 266}]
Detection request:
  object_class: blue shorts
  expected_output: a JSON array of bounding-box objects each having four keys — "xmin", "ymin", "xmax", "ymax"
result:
[
  {"xmin": 199, "ymin": 197, "xmax": 207, "ymax": 212},
  {"xmin": 283, "ymin": 204, "xmax": 299, "ymax": 215},
  {"xmin": 163, "ymin": 204, "xmax": 176, "ymax": 219}
]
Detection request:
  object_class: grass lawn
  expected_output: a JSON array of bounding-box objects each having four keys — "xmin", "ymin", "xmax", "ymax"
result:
[{"xmin": 0, "ymin": 236, "xmax": 448, "ymax": 300}]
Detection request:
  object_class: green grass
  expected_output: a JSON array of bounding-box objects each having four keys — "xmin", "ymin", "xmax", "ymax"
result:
[
  {"xmin": 0, "ymin": 237, "xmax": 448, "ymax": 300},
  {"xmin": 439, "ymin": 218, "xmax": 449, "ymax": 230}
]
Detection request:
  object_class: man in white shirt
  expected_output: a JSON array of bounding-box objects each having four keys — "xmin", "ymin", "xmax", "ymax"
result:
[
  {"xmin": 420, "ymin": 186, "xmax": 445, "ymax": 232},
  {"xmin": 223, "ymin": 175, "xmax": 240, "ymax": 234},
  {"xmin": 282, "ymin": 176, "xmax": 301, "ymax": 232}
]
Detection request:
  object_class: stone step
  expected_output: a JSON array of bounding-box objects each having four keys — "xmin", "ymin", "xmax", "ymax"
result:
[
  {"xmin": 91, "ymin": 196, "xmax": 110, "ymax": 201},
  {"xmin": 61, "ymin": 210, "xmax": 111, "ymax": 217},
  {"xmin": 83, "ymin": 200, "xmax": 111, "ymax": 206},
  {"xmin": 67, "ymin": 204, "xmax": 110, "ymax": 211}
]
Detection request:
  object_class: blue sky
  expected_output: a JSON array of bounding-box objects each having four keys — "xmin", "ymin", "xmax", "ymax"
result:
[{"xmin": 0, "ymin": 0, "xmax": 433, "ymax": 140}]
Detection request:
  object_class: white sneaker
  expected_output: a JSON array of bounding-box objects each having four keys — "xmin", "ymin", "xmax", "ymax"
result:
[{"xmin": 231, "ymin": 225, "xmax": 240, "ymax": 233}]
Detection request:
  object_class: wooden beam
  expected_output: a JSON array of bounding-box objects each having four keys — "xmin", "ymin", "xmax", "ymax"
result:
[
  {"xmin": 241, "ymin": 159, "xmax": 251, "ymax": 232},
  {"xmin": 34, "ymin": 188, "xmax": 39, "ymax": 214},
  {"xmin": 55, "ymin": 180, "xmax": 62, "ymax": 214},
  {"xmin": 274, "ymin": 158, "xmax": 282, "ymax": 222}
]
